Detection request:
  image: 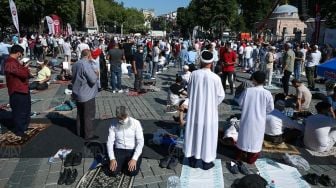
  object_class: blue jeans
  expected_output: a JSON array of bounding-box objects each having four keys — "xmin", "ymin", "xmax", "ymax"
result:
[
  {"xmin": 111, "ymin": 66, "xmax": 122, "ymax": 91},
  {"xmin": 294, "ymin": 62, "xmax": 301, "ymax": 80}
]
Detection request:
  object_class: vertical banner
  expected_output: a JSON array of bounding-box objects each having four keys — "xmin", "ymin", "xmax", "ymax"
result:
[
  {"xmin": 9, "ymin": 0, "xmax": 19, "ymax": 33},
  {"xmin": 67, "ymin": 23, "xmax": 72, "ymax": 36},
  {"xmin": 45, "ymin": 16, "xmax": 55, "ymax": 35},
  {"xmin": 51, "ymin": 14, "xmax": 61, "ymax": 35}
]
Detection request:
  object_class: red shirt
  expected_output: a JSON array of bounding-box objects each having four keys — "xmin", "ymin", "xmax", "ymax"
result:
[
  {"xmin": 4, "ymin": 56, "xmax": 30, "ymax": 95},
  {"xmin": 221, "ymin": 50, "xmax": 237, "ymax": 72}
]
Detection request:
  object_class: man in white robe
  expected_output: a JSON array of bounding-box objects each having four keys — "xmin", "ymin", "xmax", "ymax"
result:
[
  {"xmin": 184, "ymin": 50, "xmax": 225, "ymax": 170},
  {"xmin": 236, "ymin": 71, "xmax": 274, "ymax": 164}
]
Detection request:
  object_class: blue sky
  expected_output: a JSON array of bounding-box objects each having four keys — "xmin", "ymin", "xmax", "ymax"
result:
[{"xmin": 116, "ymin": 0, "xmax": 190, "ymax": 15}]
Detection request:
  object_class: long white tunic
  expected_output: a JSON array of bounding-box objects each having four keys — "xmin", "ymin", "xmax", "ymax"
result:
[
  {"xmin": 184, "ymin": 68, "xmax": 225, "ymax": 163},
  {"xmin": 237, "ymin": 85, "xmax": 274, "ymax": 153}
]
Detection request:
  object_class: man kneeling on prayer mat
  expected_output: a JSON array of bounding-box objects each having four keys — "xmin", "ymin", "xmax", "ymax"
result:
[
  {"xmin": 236, "ymin": 71, "xmax": 274, "ymax": 164},
  {"xmin": 265, "ymin": 99, "xmax": 303, "ymax": 144},
  {"xmin": 107, "ymin": 106, "xmax": 144, "ymax": 176},
  {"xmin": 304, "ymin": 102, "xmax": 336, "ymax": 152},
  {"xmin": 184, "ymin": 50, "xmax": 225, "ymax": 170}
]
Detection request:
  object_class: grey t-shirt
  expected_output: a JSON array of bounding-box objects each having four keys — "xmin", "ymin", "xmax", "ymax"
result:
[{"xmin": 108, "ymin": 48, "xmax": 124, "ymax": 70}]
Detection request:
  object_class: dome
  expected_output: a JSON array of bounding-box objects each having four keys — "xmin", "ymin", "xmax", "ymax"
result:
[{"xmin": 273, "ymin": 4, "xmax": 298, "ymax": 14}]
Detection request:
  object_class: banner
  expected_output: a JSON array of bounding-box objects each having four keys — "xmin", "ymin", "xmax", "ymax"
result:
[
  {"xmin": 51, "ymin": 14, "xmax": 61, "ymax": 35},
  {"xmin": 67, "ymin": 23, "xmax": 72, "ymax": 36},
  {"xmin": 9, "ymin": 0, "xmax": 19, "ymax": 33},
  {"xmin": 45, "ymin": 16, "xmax": 54, "ymax": 35}
]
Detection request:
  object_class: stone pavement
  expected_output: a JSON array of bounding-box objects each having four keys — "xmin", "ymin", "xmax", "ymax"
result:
[{"xmin": 0, "ymin": 64, "xmax": 335, "ymax": 188}]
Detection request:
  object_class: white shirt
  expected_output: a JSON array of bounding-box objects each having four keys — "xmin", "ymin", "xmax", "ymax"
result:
[
  {"xmin": 63, "ymin": 42, "xmax": 72, "ymax": 56},
  {"xmin": 58, "ymin": 38, "xmax": 64, "ymax": 45},
  {"xmin": 153, "ymin": 46, "xmax": 160, "ymax": 62},
  {"xmin": 265, "ymin": 109, "xmax": 302, "ymax": 136},
  {"xmin": 304, "ymin": 114, "xmax": 336, "ymax": 152},
  {"xmin": 182, "ymin": 71, "xmax": 191, "ymax": 86},
  {"xmin": 107, "ymin": 117, "xmax": 144, "ymax": 160},
  {"xmin": 212, "ymin": 49, "xmax": 219, "ymax": 62},
  {"xmin": 244, "ymin": 46, "xmax": 253, "ymax": 59},
  {"xmin": 41, "ymin": 38, "xmax": 48, "ymax": 47},
  {"xmin": 305, "ymin": 50, "xmax": 321, "ymax": 67},
  {"xmin": 238, "ymin": 46, "xmax": 244, "ymax": 55},
  {"xmin": 77, "ymin": 43, "xmax": 90, "ymax": 56}
]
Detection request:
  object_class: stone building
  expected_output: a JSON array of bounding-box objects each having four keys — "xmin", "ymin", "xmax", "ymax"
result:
[{"xmin": 262, "ymin": 4, "xmax": 307, "ymax": 41}]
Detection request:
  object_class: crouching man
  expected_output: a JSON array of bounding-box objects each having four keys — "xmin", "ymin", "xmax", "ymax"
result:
[{"xmin": 107, "ymin": 106, "xmax": 144, "ymax": 176}]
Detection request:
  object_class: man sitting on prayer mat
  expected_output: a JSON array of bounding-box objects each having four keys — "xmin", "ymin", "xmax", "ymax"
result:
[
  {"xmin": 236, "ymin": 71, "xmax": 274, "ymax": 164},
  {"xmin": 304, "ymin": 102, "xmax": 336, "ymax": 152},
  {"xmin": 265, "ymin": 99, "xmax": 303, "ymax": 144},
  {"xmin": 107, "ymin": 106, "xmax": 144, "ymax": 176}
]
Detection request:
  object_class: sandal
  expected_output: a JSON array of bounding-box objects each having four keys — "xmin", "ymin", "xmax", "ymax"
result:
[
  {"xmin": 303, "ymin": 173, "xmax": 319, "ymax": 185},
  {"xmin": 226, "ymin": 161, "xmax": 239, "ymax": 174},
  {"xmin": 319, "ymin": 174, "xmax": 336, "ymax": 187}
]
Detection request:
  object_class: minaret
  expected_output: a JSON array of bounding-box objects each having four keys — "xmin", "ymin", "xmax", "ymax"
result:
[{"xmin": 82, "ymin": 0, "xmax": 99, "ymax": 33}]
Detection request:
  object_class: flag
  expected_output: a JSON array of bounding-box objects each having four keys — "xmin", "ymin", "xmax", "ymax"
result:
[
  {"xmin": 67, "ymin": 23, "xmax": 72, "ymax": 36},
  {"xmin": 9, "ymin": 0, "xmax": 19, "ymax": 33},
  {"xmin": 45, "ymin": 16, "xmax": 55, "ymax": 35}
]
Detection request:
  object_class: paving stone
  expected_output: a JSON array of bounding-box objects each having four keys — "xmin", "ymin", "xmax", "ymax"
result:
[
  {"xmin": 0, "ymin": 179, "xmax": 8, "ymax": 188},
  {"xmin": 0, "ymin": 162, "xmax": 17, "ymax": 179},
  {"xmin": 142, "ymin": 170, "xmax": 154, "ymax": 178},
  {"xmin": 45, "ymin": 184, "xmax": 57, "ymax": 188},
  {"xmin": 23, "ymin": 164, "xmax": 41, "ymax": 176},
  {"xmin": 7, "ymin": 171, "xmax": 24, "ymax": 185},
  {"xmin": 45, "ymin": 172, "xmax": 59, "ymax": 185},
  {"xmin": 142, "ymin": 176, "xmax": 162, "ymax": 185},
  {"xmin": 31, "ymin": 171, "xmax": 48, "ymax": 186},
  {"xmin": 18, "ymin": 175, "xmax": 35, "ymax": 187},
  {"xmin": 48, "ymin": 164, "xmax": 62, "ymax": 173},
  {"xmin": 157, "ymin": 181, "xmax": 167, "ymax": 188},
  {"xmin": 133, "ymin": 178, "xmax": 145, "ymax": 186},
  {"xmin": 133, "ymin": 185, "xmax": 146, "ymax": 188},
  {"xmin": 146, "ymin": 183, "xmax": 160, "ymax": 188},
  {"xmin": 151, "ymin": 166, "xmax": 165, "ymax": 176}
]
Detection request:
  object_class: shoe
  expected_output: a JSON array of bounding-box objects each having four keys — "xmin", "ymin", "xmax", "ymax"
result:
[
  {"xmin": 236, "ymin": 161, "xmax": 250, "ymax": 175},
  {"xmin": 173, "ymin": 116, "xmax": 179, "ymax": 122},
  {"xmin": 226, "ymin": 161, "xmax": 239, "ymax": 174},
  {"xmin": 72, "ymin": 152, "xmax": 82, "ymax": 166},
  {"xmin": 167, "ymin": 157, "xmax": 178, "ymax": 170},
  {"xmin": 65, "ymin": 169, "xmax": 78, "ymax": 185},
  {"xmin": 303, "ymin": 173, "xmax": 319, "ymax": 185},
  {"xmin": 202, "ymin": 161, "xmax": 214, "ymax": 170},
  {"xmin": 118, "ymin": 89, "xmax": 124, "ymax": 93},
  {"xmin": 187, "ymin": 157, "xmax": 197, "ymax": 168},
  {"xmin": 319, "ymin": 174, "xmax": 335, "ymax": 187},
  {"xmin": 159, "ymin": 156, "xmax": 172, "ymax": 168},
  {"xmin": 58, "ymin": 168, "xmax": 70, "ymax": 185},
  {"xmin": 85, "ymin": 135, "xmax": 99, "ymax": 141},
  {"xmin": 64, "ymin": 153, "xmax": 74, "ymax": 167}
]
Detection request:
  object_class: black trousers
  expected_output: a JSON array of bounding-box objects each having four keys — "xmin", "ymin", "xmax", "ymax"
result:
[
  {"xmin": 76, "ymin": 98, "xmax": 95, "ymax": 139},
  {"xmin": 282, "ymin": 70, "xmax": 292, "ymax": 96},
  {"xmin": 9, "ymin": 92, "xmax": 31, "ymax": 136},
  {"xmin": 134, "ymin": 69, "xmax": 143, "ymax": 92},
  {"xmin": 111, "ymin": 148, "xmax": 142, "ymax": 177},
  {"xmin": 29, "ymin": 81, "xmax": 48, "ymax": 90},
  {"xmin": 222, "ymin": 71, "xmax": 234, "ymax": 92}
]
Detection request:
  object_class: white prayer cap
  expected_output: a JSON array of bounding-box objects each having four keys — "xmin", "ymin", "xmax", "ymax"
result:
[
  {"xmin": 37, "ymin": 60, "xmax": 44, "ymax": 65},
  {"xmin": 200, "ymin": 50, "xmax": 214, "ymax": 64},
  {"xmin": 183, "ymin": 65, "xmax": 189, "ymax": 70},
  {"xmin": 270, "ymin": 46, "xmax": 276, "ymax": 50},
  {"xmin": 286, "ymin": 42, "xmax": 292, "ymax": 48},
  {"xmin": 314, "ymin": 45, "xmax": 319, "ymax": 49}
]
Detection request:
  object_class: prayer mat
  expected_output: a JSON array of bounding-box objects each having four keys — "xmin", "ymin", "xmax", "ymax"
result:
[
  {"xmin": 305, "ymin": 147, "xmax": 336, "ymax": 157},
  {"xmin": 180, "ymin": 159, "xmax": 224, "ymax": 188},
  {"xmin": 0, "ymin": 83, "xmax": 6, "ymax": 89},
  {"xmin": 256, "ymin": 158, "xmax": 310, "ymax": 188},
  {"xmin": 76, "ymin": 166, "xmax": 134, "ymax": 188},
  {"xmin": 0, "ymin": 123, "xmax": 49, "ymax": 146},
  {"xmin": 262, "ymin": 140, "xmax": 300, "ymax": 155},
  {"xmin": 126, "ymin": 91, "xmax": 144, "ymax": 97}
]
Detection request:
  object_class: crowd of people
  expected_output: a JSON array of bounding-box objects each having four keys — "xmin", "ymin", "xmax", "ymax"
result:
[{"xmin": 1, "ymin": 31, "xmax": 336, "ymax": 175}]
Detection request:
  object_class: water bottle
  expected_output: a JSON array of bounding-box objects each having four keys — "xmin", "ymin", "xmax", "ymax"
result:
[
  {"xmin": 167, "ymin": 176, "xmax": 180, "ymax": 188},
  {"xmin": 269, "ymin": 180, "xmax": 276, "ymax": 188}
]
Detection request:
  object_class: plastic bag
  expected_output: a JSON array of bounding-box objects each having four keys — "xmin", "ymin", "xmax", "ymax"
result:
[{"xmin": 283, "ymin": 153, "xmax": 310, "ymax": 171}]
